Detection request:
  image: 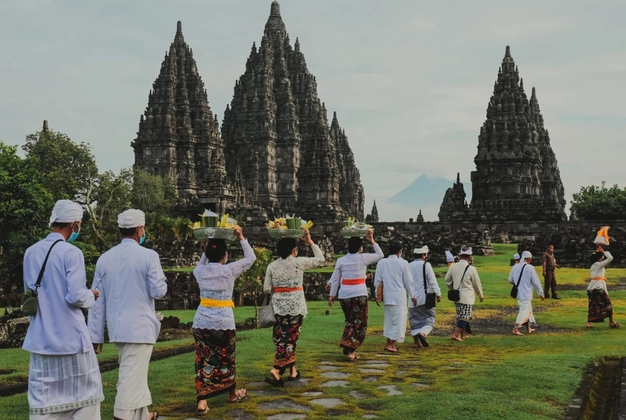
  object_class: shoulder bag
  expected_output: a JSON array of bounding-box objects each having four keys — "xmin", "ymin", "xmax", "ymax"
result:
[
  {"xmin": 424, "ymin": 262, "xmax": 437, "ymax": 308},
  {"xmin": 447, "ymin": 265, "xmax": 470, "ymax": 302},
  {"xmin": 510, "ymin": 265, "xmax": 527, "ymax": 298},
  {"xmin": 20, "ymin": 239, "xmax": 64, "ymax": 316},
  {"xmin": 258, "ymin": 293, "xmax": 276, "ymax": 328}
]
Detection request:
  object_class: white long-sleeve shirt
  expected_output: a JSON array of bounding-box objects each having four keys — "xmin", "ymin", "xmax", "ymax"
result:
[
  {"xmin": 192, "ymin": 239, "xmax": 256, "ymax": 330},
  {"xmin": 263, "ymin": 244, "xmax": 325, "ymax": 316},
  {"xmin": 508, "ymin": 261, "xmax": 543, "ymax": 301},
  {"xmin": 445, "ymin": 260, "xmax": 483, "ymax": 305},
  {"xmin": 328, "ymin": 243, "xmax": 383, "ymax": 299},
  {"xmin": 588, "ymin": 251, "xmax": 613, "ymax": 293},
  {"xmin": 409, "ymin": 259, "xmax": 441, "ymax": 307},
  {"xmin": 88, "ymin": 238, "xmax": 168, "ymax": 344},
  {"xmin": 373, "ymin": 255, "xmax": 415, "ymax": 305},
  {"xmin": 23, "ymin": 233, "xmax": 96, "ymax": 355}
]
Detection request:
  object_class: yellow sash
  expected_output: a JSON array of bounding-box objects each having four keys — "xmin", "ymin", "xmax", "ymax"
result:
[{"xmin": 200, "ymin": 298, "xmax": 235, "ymax": 308}]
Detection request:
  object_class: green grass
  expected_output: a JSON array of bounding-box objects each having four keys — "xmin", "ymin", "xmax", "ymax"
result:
[{"xmin": 2, "ymin": 244, "xmax": 625, "ymax": 419}]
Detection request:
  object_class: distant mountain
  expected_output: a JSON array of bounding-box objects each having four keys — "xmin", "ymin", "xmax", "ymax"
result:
[{"xmin": 387, "ymin": 174, "xmax": 471, "ymax": 216}]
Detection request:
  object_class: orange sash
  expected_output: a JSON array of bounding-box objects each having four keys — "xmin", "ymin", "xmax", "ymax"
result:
[
  {"xmin": 591, "ymin": 277, "xmax": 607, "ymax": 281},
  {"xmin": 342, "ymin": 278, "xmax": 365, "ymax": 285},
  {"xmin": 273, "ymin": 287, "xmax": 303, "ymax": 293}
]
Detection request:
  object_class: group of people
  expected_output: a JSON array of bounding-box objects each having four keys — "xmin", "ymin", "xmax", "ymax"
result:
[
  {"xmin": 20, "ymin": 200, "xmax": 620, "ymax": 419},
  {"xmin": 23, "ymin": 200, "xmax": 167, "ymax": 420}
]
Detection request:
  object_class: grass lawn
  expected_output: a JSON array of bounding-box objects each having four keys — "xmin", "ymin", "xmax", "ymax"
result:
[{"xmin": 1, "ymin": 243, "xmax": 625, "ymax": 419}]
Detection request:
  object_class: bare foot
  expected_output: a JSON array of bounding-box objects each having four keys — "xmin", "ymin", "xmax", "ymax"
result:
[
  {"xmin": 450, "ymin": 335, "xmax": 463, "ymax": 342},
  {"xmin": 512, "ymin": 329, "xmax": 524, "ymax": 336}
]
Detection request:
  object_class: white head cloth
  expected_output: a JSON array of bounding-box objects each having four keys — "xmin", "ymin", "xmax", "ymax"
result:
[
  {"xmin": 49, "ymin": 200, "xmax": 83, "ymax": 226},
  {"xmin": 521, "ymin": 251, "xmax": 532, "ymax": 259},
  {"xmin": 117, "ymin": 209, "xmax": 146, "ymax": 228},
  {"xmin": 513, "ymin": 253, "xmax": 520, "ymax": 260},
  {"xmin": 459, "ymin": 247, "xmax": 472, "ymax": 256},
  {"xmin": 414, "ymin": 245, "xmax": 429, "ymax": 255},
  {"xmin": 445, "ymin": 250, "xmax": 454, "ymax": 262}
]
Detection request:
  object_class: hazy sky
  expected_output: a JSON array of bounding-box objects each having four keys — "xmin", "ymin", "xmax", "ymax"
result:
[{"xmin": 1, "ymin": 0, "xmax": 625, "ymax": 221}]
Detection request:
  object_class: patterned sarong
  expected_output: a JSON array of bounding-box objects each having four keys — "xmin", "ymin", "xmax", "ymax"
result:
[
  {"xmin": 588, "ymin": 289, "xmax": 613, "ymax": 323},
  {"xmin": 409, "ymin": 304, "xmax": 436, "ymax": 336},
  {"xmin": 273, "ymin": 314, "xmax": 304, "ymax": 373},
  {"xmin": 455, "ymin": 302, "xmax": 473, "ymax": 333},
  {"xmin": 193, "ymin": 328, "xmax": 237, "ymax": 401},
  {"xmin": 339, "ymin": 296, "xmax": 369, "ymax": 354}
]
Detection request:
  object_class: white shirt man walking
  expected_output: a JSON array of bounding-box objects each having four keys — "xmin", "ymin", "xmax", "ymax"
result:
[
  {"xmin": 23, "ymin": 199, "xmax": 103, "ymax": 420},
  {"xmin": 408, "ymin": 246, "xmax": 441, "ymax": 348},
  {"xmin": 509, "ymin": 251, "xmax": 544, "ymax": 335},
  {"xmin": 88, "ymin": 209, "xmax": 168, "ymax": 420},
  {"xmin": 373, "ymin": 240, "xmax": 417, "ymax": 352}
]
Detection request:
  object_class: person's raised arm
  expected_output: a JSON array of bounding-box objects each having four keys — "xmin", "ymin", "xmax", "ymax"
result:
[{"xmin": 227, "ymin": 226, "xmax": 257, "ymax": 277}]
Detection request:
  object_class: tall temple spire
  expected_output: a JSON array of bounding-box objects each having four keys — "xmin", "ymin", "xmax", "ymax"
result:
[
  {"xmin": 439, "ymin": 45, "xmax": 566, "ymax": 222},
  {"xmin": 132, "ymin": 21, "xmax": 236, "ymax": 215},
  {"xmin": 222, "ymin": 1, "xmax": 364, "ymax": 221}
]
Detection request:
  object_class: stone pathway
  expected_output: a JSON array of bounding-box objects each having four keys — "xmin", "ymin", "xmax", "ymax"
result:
[{"xmin": 159, "ymin": 353, "xmax": 429, "ymax": 419}]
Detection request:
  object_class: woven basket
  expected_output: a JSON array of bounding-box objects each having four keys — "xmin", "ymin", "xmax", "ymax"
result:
[
  {"xmin": 193, "ymin": 227, "xmax": 236, "ymax": 241},
  {"xmin": 340, "ymin": 228, "xmax": 369, "ymax": 239},
  {"xmin": 267, "ymin": 228, "xmax": 304, "ymax": 239}
]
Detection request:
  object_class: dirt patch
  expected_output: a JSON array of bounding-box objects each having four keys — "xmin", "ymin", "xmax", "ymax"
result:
[
  {"xmin": 0, "ymin": 369, "xmax": 16, "ymax": 375},
  {"xmin": 430, "ymin": 306, "xmax": 574, "ymax": 336}
]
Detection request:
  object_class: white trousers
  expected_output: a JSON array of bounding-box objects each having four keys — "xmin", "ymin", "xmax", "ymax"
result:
[
  {"xmin": 113, "ymin": 343, "xmax": 154, "ymax": 420},
  {"xmin": 383, "ymin": 304, "xmax": 407, "ymax": 342}
]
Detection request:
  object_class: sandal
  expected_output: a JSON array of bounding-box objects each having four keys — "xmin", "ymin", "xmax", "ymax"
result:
[
  {"xmin": 610, "ymin": 322, "xmax": 621, "ymax": 329},
  {"xmin": 347, "ymin": 352, "xmax": 360, "ymax": 361},
  {"xmin": 586, "ymin": 323, "xmax": 594, "ymax": 329},
  {"xmin": 149, "ymin": 413, "xmax": 159, "ymax": 420},
  {"xmin": 287, "ymin": 371, "xmax": 301, "ymax": 381},
  {"xmin": 229, "ymin": 389, "xmax": 248, "ymax": 403},
  {"xmin": 196, "ymin": 406, "xmax": 209, "ymax": 415}
]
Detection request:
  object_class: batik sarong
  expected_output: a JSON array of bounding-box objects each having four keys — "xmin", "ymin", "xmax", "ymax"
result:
[
  {"xmin": 273, "ymin": 314, "xmax": 304, "ymax": 373},
  {"xmin": 455, "ymin": 302, "xmax": 473, "ymax": 333},
  {"xmin": 409, "ymin": 304, "xmax": 436, "ymax": 336},
  {"xmin": 588, "ymin": 289, "xmax": 613, "ymax": 323},
  {"xmin": 339, "ymin": 296, "xmax": 369, "ymax": 354},
  {"xmin": 193, "ymin": 328, "xmax": 236, "ymax": 401}
]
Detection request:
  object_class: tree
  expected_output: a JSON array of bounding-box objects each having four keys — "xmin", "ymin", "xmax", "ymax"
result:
[
  {"xmin": 22, "ymin": 129, "xmax": 98, "ymax": 201},
  {"xmin": 570, "ymin": 182, "xmax": 626, "ymax": 221},
  {"xmin": 0, "ymin": 142, "xmax": 54, "ymax": 296},
  {"xmin": 234, "ymin": 247, "xmax": 273, "ymax": 325},
  {"xmin": 131, "ymin": 169, "xmax": 177, "ymax": 214}
]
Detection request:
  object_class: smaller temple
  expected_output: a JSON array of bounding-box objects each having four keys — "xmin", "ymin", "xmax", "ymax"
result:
[
  {"xmin": 365, "ymin": 200, "xmax": 379, "ymax": 223},
  {"xmin": 416, "ymin": 209, "xmax": 424, "ymax": 223},
  {"xmin": 438, "ymin": 173, "xmax": 468, "ymax": 221}
]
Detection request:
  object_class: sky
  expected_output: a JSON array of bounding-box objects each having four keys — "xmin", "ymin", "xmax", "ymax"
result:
[{"xmin": 1, "ymin": 0, "xmax": 625, "ymax": 222}]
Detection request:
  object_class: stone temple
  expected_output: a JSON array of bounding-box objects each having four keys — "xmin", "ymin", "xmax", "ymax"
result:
[
  {"xmin": 439, "ymin": 46, "xmax": 567, "ymax": 222},
  {"xmin": 133, "ymin": 2, "xmax": 365, "ymax": 222}
]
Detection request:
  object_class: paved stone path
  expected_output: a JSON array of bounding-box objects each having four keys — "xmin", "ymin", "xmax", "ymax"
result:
[{"xmin": 159, "ymin": 353, "xmax": 430, "ymax": 420}]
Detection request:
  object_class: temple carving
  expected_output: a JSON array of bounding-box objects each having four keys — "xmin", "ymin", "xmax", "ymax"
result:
[
  {"xmin": 439, "ymin": 46, "xmax": 567, "ymax": 222},
  {"xmin": 133, "ymin": 2, "xmax": 365, "ymax": 222}
]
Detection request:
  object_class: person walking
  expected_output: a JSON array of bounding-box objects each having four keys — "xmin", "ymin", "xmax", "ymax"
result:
[
  {"xmin": 445, "ymin": 247, "xmax": 484, "ymax": 341},
  {"xmin": 587, "ymin": 247, "xmax": 619, "ymax": 329},
  {"xmin": 374, "ymin": 240, "xmax": 416, "ymax": 353},
  {"xmin": 509, "ymin": 251, "xmax": 545, "ymax": 336},
  {"xmin": 328, "ymin": 229, "xmax": 383, "ymax": 360},
  {"xmin": 23, "ymin": 200, "xmax": 103, "ymax": 419},
  {"xmin": 191, "ymin": 225, "xmax": 255, "ymax": 415},
  {"xmin": 89, "ymin": 209, "xmax": 167, "ymax": 420},
  {"xmin": 542, "ymin": 245, "xmax": 561, "ymax": 299},
  {"xmin": 263, "ymin": 230, "xmax": 325, "ymax": 386},
  {"xmin": 408, "ymin": 246, "xmax": 441, "ymax": 348}
]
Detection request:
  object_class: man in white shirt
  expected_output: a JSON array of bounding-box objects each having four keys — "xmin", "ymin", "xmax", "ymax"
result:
[
  {"xmin": 374, "ymin": 240, "xmax": 416, "ymax": 352},
  {"xmin": 23, "ymin": 199, "xmax": 103, "ymax": 420},
  {"xmin": 408, "ymin": 246, "xmax": 441, "ymax": 348},
  {"xmin": 328, "ymin": 230, "xmax": 383, "ymax": 360},
  {"xmin": 509, "ymin": 251, "xmax": 544, "ymax": 336},
  {"xmin": 89, "ymin": 209, "xmax": 167, "ymax": 420}
]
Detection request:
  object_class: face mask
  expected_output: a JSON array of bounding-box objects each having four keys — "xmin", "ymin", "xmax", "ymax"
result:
[
  {"xmin": 139, "ymin": 228, "xmax": 146, "ymax": 245},
  {"xmin": 68, "ymin": 227, "xmax": 80, "ymax": 242}
]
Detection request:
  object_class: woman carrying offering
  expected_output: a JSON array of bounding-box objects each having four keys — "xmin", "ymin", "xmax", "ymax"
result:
[
  {"xmin": 263, "ymin": 230, "xmax": 325, "ymax": 386},
  {"xmin": 192, "ymin": 225, "xmax": 256, "ymax": 415},
  {"xmin": 587, "ymin": 246, "xmax": 619, "ymax": 328},
  {"xmin": 328, "ymin": 229, "xmax": 384, "ymax": 360}
]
